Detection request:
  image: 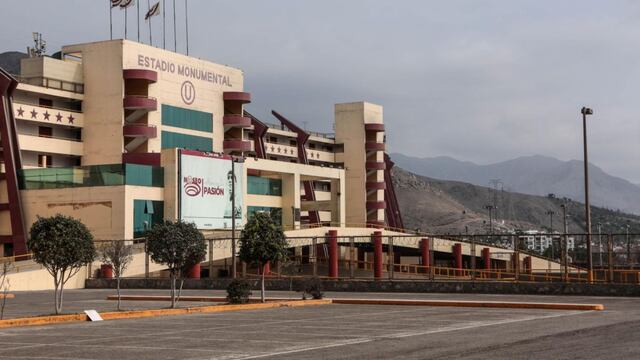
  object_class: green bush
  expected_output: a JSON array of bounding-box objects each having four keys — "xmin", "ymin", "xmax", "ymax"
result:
[
  {"xmin": 299, "ymin": 277, "xmax": 324, "ymax": 300},
  {"xmin": 226, "ymin": 279, "xmax": 253, "ymax": 304}
]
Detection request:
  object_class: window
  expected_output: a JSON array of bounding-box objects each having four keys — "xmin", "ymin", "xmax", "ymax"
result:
[
  {"xmin": 247, "ymin": 206, "xmax": 282, "ymax": 225},
  {"xmin": 38, "ymin": 126, "xmax": 52, "ymax": 138},
  {"xmin": 37, "ymin": 154, "xmax": 51, "ymax": 168},
  {"xmin": 133, "ymin": 199, "xmax": 164, "ymax": 238},
  {"xmin": 269, "ymin": 136, "xmax": 278, "ymax": 144},
  {"xmin": 309, "ymin": 143, "xmax": 316, "ymax": 149},
  {"xmin": 161, "ymin": 131, "xmax": 213, "ymax": 151},
  {"xmin": 248, "ymin": 176, "xmax": 282, "ymax": 196},
  {"xmin": 161, "ymin": 104, "xmax": 213, "ymax": 132},
  {"xmin": 38, "ymin": 98, "xmax": 53, "ymax": 107},
  {"xmin": 289, "ymin": 140, "xmax": 296, "ymax": 146}
]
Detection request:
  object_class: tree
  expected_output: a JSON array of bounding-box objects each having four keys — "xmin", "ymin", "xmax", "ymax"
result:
[
  {"xmin": 28, "ymin": 215, "xmax": 96, "ymax": 314},
  {"xmin": 146, "ymin": 220, "xmax": 206, "ymax": 308},
  {"xmin": 0, "ymin": 261, "xmax": 11, "ymax": 320},
  {"xmin": 98, "ymin": 240, "xmax": 133, "ymax": 311},
  {"xmin": 239, "ymin": 212, "xmax": 289, "ymax": 303}
]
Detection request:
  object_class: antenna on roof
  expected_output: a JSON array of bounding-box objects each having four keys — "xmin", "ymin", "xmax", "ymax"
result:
[{"xmin": 27, "ymin": 32, "xmax": 46, "ymax": 58}]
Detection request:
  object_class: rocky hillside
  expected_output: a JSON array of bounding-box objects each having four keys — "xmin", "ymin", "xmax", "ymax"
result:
[{"xmin": 392, "ymin": 167, "xmax": 640, "ymax": 234}]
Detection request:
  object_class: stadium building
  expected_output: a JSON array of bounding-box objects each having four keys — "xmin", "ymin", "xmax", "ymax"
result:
[{"xmin": 0, "ymin": 39, "xmax": 403, "ymax": 257}]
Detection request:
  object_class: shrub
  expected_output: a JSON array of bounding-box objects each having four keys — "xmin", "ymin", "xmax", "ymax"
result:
[
  {"xmin": 299, "ymin": 277, "xmax": 324, "ymax": 300},
  {"xmin": 227, "ymin": 279, "xmax": 253, "ymax": 304}
]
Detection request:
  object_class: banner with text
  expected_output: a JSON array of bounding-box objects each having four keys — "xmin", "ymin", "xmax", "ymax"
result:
[{"xmin": 179, "ymin": 150, "xmax": 243, "ymax": 229}]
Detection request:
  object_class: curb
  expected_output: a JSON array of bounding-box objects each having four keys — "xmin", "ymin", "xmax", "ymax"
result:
[
  {"xmin": 0, "ymin": 294, "xmax": 14, "ymax": 299},
  {"xmin": 0, "ymin": 299, "xmax": 331, "ymax": 329},
  {"xmin": 331, "ymin": 298, "xmax": 604, "ymax": 311},
  {"xmin": 107, "ymin": 295, "xmax": 604, "ymax": 311}
]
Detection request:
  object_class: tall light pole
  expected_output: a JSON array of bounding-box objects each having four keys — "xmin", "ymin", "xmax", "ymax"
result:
[
  {"xmin": 560, "ymin": 203, "xmax": 569, "ymax": 280},
  {"xmin": 546, "ymin": 210, "xmax": 555, "ymax": 259},
  {"xmin": 626, "ymin": 222, "xmax": 631, "ymax": 267},
  {"xmin": 231, "ymin": 156, "xmax": 244, "ymax": 279},
  {"xmin": 581, "ymin": 106, "xmax": 594, "ymax": 282}
]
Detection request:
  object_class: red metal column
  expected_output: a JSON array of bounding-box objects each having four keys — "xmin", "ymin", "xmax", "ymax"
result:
[
  {"xmin": 259, "ymin": 261, "xmax": 271, "ymax": 275},
  {"xmin": 188, "ymin": 263, "xmax": 201, "ymax": 279},
  {"xmin": 482, "ymin": 247, "xmax": 491, "ymax": 270},
  {"xmin": 101, "ymin": 264, "xmax": 113, "ymax": 279},
  {"xmin": 453, "ymin": 243, "xmax": 463, "ymax": 276},
  {"xmin": 327, "ymin": 230, "xmax": 338, "ymax": 278},
  {"xmin": 421, "ymin": 238, "xmax": 430, "ymax": 273},
  {"xmin": 373, "ymin": 231, "xmax": 383, "ymax": 279}
]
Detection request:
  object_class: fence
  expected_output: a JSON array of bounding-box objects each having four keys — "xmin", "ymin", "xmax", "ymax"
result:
[{"xmin": 5, "ymin": 233, "xmax": 640, "ymax": 284}]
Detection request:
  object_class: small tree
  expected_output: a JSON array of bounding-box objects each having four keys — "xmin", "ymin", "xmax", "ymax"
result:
[
  {"xmin": 146, "ymin": 220, "xmax": 206, "ymax": 308},
  {"xmin": 99, "ymin": 240, "xmax": 134, "ymax": 311},
  {"xmin": 0, "ymin": 261, "xmax": 11, "ymax": 320},
  {"xmin": 28, "ymin": 215, "xmax": 96, "ymax": 314},
  {"xmin": 239, "ymin": 213, "xmax": 289, "ymax": 303}
]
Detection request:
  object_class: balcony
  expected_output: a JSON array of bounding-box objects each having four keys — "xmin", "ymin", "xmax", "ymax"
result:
[
  {"xmin": 122, "ymin": 152, "xmax": 161, "ymax": 166},
  {"xmin": 123, "ymin": 69, "xmax": 158, "ymax": 83},
  {"xmin": 366, "ymin": 201, "xmax": 387, "ymax": 210},
  {"xmin": 123, "ymin": 95, "xmax": 157, "ymax": 123},
  {"xmin": 223, "ymin": 115, "xmax": 252, "ymax": 128},
  {"xmin": 13, "ymin": 102, "xmax": 83, "ymax": 128},
  {"xmin": 365, "ymin": 123, "xmax": 385, "ymax": 132},
  {"xmin": 223, "ymin": 92, "xmax": 251, "ymax": 104},
  {"xmin": 18, "ymin": 134, "xmax": 83, "ymax": 157},
  {"xmin": 365, "ymin": 141, "xmax": 385, "ymax": 151},
  {"xmin": 366, "ymin": 181, "xmax": 386, "ymax": 190},
  {"xmin": 365, "ymin": 161, "xmax": 386, "ymax": 171},
  {"xmin": 223, "ymin": 139, "xmax": 254, "ymax": 152},
  {"xmin": 265, "ymin": 142, "xmax": 297, "ymax": 158},
  {"xmin": 123, "ymin": 124, "xmax": 157, "ymax": 152}
]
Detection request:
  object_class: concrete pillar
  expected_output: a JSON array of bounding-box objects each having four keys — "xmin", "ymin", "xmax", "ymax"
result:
[
  {"xmin": 101, "ymin": 264, "xmax": 113, "ymax": 279},
  {"xmin": 421, "ymin": 238, "xmax": 430, "ymax": 273},
  {"xmin": 453, "ymin": 243, "xmax": 463, "ymax": 276},
  {"xmin": 188, "ymin": 263, "xmax": 201, "ymax": 279},
  {"xmin": 482, "ymin": 247, "xmax": 491, "ymax": 270},
  {"xmin": 524, "ymin": 256, "xmax": 532, "ymax": 274},
  {"xmin": 373, "ymin": 231, "xmax": 383, "ymax": 279},
  {"xmin": 327, "ymin": 230, "xmax": 339, "ymax": 278}
]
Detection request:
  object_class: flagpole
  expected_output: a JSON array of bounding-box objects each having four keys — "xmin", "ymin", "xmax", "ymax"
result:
[
  {"xmin": 162, "ymin": 0, "xmax": 166, "ymax": 49},
  {"xmin": 185, "ymin": 0, "xmax": 189, "ymax": 55},
  {"xmin": 137, "ymin": 0, "xmax": 140, "ymax": 42},
  {"xmin": 173, "ymin": 0, "xmax": 177, "ymax": 52},
  {"xmin": 148, "ymin": 0, "xmax": 153, "ymax": 46},
  {"xmin": 125, "ymin": 6, "xmax": 128, "ymax": 39},
  {"xmin": 110, "ymin": 1, "xmax": 113, "ymax": 40}
]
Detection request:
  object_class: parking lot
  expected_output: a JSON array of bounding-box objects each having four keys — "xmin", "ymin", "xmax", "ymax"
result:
[{"xmin": 1, "ymin": 290, "xmax": 639, "ymax": 359}]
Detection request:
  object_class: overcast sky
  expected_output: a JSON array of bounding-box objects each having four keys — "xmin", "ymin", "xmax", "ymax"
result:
[{"xmin": 2, "ymin": 1, "xmax": 640, "ymax": 182}]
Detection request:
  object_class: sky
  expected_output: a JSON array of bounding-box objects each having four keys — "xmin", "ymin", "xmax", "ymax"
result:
[{"xmin": 2, "ymin": 0, "xmax": 640, "ymax": 183}]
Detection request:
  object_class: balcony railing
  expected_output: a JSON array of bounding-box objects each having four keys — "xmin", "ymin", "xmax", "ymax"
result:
[{"xmin": 16, "ymin": 75, "xmax": 84, "ymax": 94}]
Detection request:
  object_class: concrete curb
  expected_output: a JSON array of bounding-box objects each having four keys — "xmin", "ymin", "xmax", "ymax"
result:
[
  {"xmin": 0, "ymin": 294, "xmax": 15, "ymax": 299},
  {"xmin": 331, "ymin": 298, "xmax": 604, "ymax": 311},
  {"xmin": 106, "ymin": 295, "xmax": 604, "ymax": 311},
  {"xmin": 0, "ymin": 299, "xmax": 331, "ymax": 329}
]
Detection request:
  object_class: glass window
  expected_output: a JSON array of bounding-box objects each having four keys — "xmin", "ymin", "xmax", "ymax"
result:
[
  {"xmin": 247, "ymin": 206, "xmax": 282, "ymax": 225},
  {"xmin": 161, "ymin": 104, "xmax": 213, "ymax": 132},
  {"xmin": 247, "ymin": 176, "xmax": 282, "ymax": 196},
  {"xmin": 161, "ymin": 131, "xmax": 213, "ymax": 151},
  {"xmin": 18, "ymin": 164, "xmax": 164, "ymax": 189}
]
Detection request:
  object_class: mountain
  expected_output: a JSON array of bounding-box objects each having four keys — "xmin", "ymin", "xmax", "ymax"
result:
[
  {"xmin": 0, "ymin": 51, "xmax": 28, "ymax": 75},
  {"xmin": 391, "ymin": 167, "xmax": 640, "ymax": 234},
  {"xmin": 391, "ymin": 153, "xmax": 640, "ymax": 215}
]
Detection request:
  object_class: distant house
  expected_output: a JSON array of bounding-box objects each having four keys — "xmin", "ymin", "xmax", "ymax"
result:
[{"xmin": 519, "ymin": 230, "xmax": 575, "ymax": 253}]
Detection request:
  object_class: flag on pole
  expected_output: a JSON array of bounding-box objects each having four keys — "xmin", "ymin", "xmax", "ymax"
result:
[
  {"xmin": 111, "ymin": 0, "xmax": 123, "ymax": 7},
  {"xmin": 120, "ymin": 0, "xmax": 135, "ymax": 8},
  {"xmin": 145, "ymin": 2, "xmax": 160, "ymax": 20}
]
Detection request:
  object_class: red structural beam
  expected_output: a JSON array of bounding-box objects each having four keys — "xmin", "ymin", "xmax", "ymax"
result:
[
  {"xmin": 327, "ymin": 230, "xmax": 338, "ymax": 278},
  {"xmin": 373, "ymin": 231, "xmax": 383, "ymax": 279}
]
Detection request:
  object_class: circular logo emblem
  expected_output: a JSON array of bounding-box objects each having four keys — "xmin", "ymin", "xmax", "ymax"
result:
[
  {"xmin": 181, "ymin": 80, "xmax": 196, "ymax": 105},
  {"xmin": 183, "ymin": 176, "xmax": 202, "ymax": 197}
]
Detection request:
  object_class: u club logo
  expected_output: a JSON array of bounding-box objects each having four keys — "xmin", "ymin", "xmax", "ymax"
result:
[
  {"xmin": 183, "ymin": 176, "xmax": 225, "ymax": 197},
  {"xmin": 181, "ymin": 80, "xmax": 196, "ymax": 105}
]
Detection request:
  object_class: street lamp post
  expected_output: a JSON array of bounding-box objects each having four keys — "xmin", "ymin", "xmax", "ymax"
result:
[
  {"xmin": 581, "ymin": 106, "xmax": 594, "ymax": 282},
  {"xmin": 231, "ymin": 156, "xmax": 245, "ymax": 279},
  {"xmin": 626, "ymin": 223, "xmax": 631, "ymax": 267}
]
